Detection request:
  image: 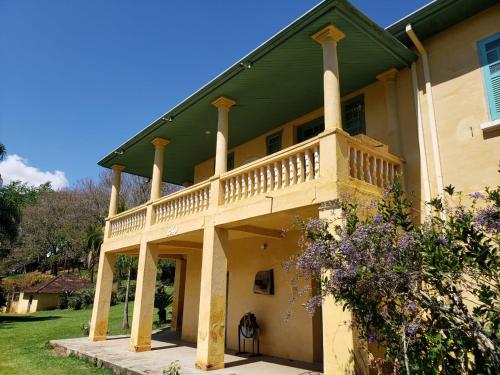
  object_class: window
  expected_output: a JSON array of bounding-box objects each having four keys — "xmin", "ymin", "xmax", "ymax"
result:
[
  {"xmin": 227, "ymin": 152, "xmax": 235, "ymax": 171},
  {"xmin": 296, "ymin": 117, "xmax": 324, "ymax": 143},
  {"xmin": 266, "ymin": 131, "xmax": 282, "ymax": 155},
  {"xmin": 342, "ymin": 95, "xmax": 365, "ymax": 136},
  {"xmin": 478, "ymin": 33, "xmax": 500, "ymax": 120}
]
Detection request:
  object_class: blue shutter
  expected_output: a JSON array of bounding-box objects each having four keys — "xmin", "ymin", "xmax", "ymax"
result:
[{"xmin": 478, "ymin": 33, "xmax": 500, "ymax": 121}]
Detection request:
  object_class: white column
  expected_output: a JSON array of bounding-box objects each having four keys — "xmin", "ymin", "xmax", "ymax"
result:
[
  {"xmin": 108, "ymin": 164, "xmax": 125, "ymax": 217},
  {"xmin": 377, "ymin": 68, "xmax": 402, "ymax": 155},
  {"xmin": 312, "ymin": 25, "xmax": 345, "ymax": 131},
  {"xmin": 211, "ymin": 96, "xmax": 236, "ymax": 176},
  {"xmin": 150, "ymin": 137, "xmax": 170, "ymax": 201}
]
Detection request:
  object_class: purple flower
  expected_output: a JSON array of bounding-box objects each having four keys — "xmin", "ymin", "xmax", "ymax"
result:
[
  {"xmin": 408, "ymin": 301, "xmax": 417, "ymax": 313},
  {"xmin": 368, "ymin": 331, "xmax": 376, "ymax": 343},
  {"xmin": 406, "ymin": 322, "xmax": 420, "ymax": 336},
  {"xmin": 475, "ymin": 206, "xmax": 500, "ymax": 232},
  {"xmin": 468, "ymin": 192, "xmax": 484, "ymax": 199},
  {"xmin": 373, "ymin": 213, "xmax": 382, "ymax": 223}
]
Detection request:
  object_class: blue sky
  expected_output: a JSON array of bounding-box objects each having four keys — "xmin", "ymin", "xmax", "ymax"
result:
[{"xmin": 0, "ymin": 0, "xmax": 428, "ymax": 188}]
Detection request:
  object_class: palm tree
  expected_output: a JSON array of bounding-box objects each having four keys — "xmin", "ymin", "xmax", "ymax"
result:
[
  {"xmin": 0, "ymin": 143, "xmax": 6, "ymax": 161},
  {"xmin": 115, "ymin": 255, "xmax": 137, "ymax": 330}
]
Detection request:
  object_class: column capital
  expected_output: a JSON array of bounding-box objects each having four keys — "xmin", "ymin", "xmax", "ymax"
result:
[
  {"xmin": 211, "ymin": 96, "xmax": 236, "ymax": 110},
  {"xmin": 376, "ymin": 68, "xmax": 398, "ymax": 82},
  {"xmin": 111, "ymin": 164, "xmax": 125, "ymax": 172},
  {"xmin": 312, "ymin": 24, "xmax": 345, "ymax": 44},
  {"xmin": 151, "ymin": 137, "xmax": 170, "ymax": 148}
]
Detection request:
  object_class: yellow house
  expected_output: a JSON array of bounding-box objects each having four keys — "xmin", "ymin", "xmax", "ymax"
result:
[{"xmin": 89, "ymin": 0, "xmax": 500, "ymax": 373}]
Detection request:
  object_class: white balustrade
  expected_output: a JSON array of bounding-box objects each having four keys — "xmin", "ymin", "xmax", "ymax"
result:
[
  {"xmin": 153, "ymin": 182, "xmax": 210, "ymax": 224},
  {"xmin": 220, "ymin": 139, "xmax": 320, "ymax": 204},
  {"xmin": 347, "ymin": 140, "xmax": 401, "ymax": 188},
  {"xmin": 109, "ymin": 207, "xmax": 147, "ymax": 238}
]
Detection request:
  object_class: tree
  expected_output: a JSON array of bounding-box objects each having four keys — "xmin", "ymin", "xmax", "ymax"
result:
[
  {"xmin": 288, "ymin": 181, "xmax": 499, "ymax": 374},
  {"xmin": 85, "ymin": 225, "xmax": 103, "ymax": 283},
  {"xmin": 115, "ymin": 255, "xmax": 138, "ymax": 330}
]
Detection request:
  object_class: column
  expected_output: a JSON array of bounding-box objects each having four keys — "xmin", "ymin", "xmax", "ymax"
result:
[
  {"xmin": 129, "ymin": 241, "xmax": 159, "ymax": 352},
  {"xmin": 150, "ymin": 137, "xmax": 170, "ymax": 201},
  {"xmin": 312, "ymin": 25, "xmax": 345, "ymax": 131},
  {"xmin": 89, "ymin": 251, "xmax": 115, "ymax": 341},
  {"xmin": 377, "ymin": 68, "xmax": 402, "ymax": 155},
  {"xmin": 108, "ymin": 164, "xmax": 125, "ymax": 216},
  {"xmin": 195, "ymin": 222, "xmax": 228, "ymax": 371},
  {"xmin": 211, "ymin": 96, "xmax": 236, "ymax": 176},
  {"xmin": 171, "ymin": 258, "xmax": 186, "ymax": 331},
  {"xmin": 319, "ymin": 206, "xmax": 358, "ymax": 375}
]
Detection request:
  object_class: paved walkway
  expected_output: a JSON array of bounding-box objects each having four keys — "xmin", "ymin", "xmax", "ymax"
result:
[{"xmin": 50, "ymin": 330, "xmax": 323, "ymax": 375}]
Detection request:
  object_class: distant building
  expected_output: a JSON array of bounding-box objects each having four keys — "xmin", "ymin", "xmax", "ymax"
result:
[{"xmin": 16, "ymin": 275, "xmax": 92, "ymax": 313}]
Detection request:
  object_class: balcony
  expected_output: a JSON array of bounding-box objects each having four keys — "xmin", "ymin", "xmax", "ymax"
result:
[{"xmin": 104, "ymin": 131, "xmax": 402, "ymax": 248}]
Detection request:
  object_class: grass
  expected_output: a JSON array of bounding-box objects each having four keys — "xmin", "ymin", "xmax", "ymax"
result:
[{"xmin": 0, "ymin": 302, "xmax": 167, "ymax": 375}]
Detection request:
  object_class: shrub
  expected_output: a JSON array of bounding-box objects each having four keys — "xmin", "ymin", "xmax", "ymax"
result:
[
  {"xmin": 288, "ymin": 181, "xmax": 500, "ymax": 374},
  {"xmin": 154, "ymin": 283, "xmax": 173, "ymax": 324},
  {"xmin": 58, "ymin": 292, "xmax": 69, "ymax": 309},
  {"xmin": 80, "ymin": 321, "xmax": 90, "ymax": 336},
  {"xmin": 163, "ymin": 360, "xmax": 181, "ymax": 375}
]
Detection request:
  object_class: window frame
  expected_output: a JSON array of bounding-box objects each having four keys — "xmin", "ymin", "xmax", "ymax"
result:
[
  {"xmin": 266, "ymin": 130, "xmax": 283, "ymax": 155},
  {"xmin": 478, "ymin": 32, "xmax": 500, "ymax": 121},
  {"xmin": 227, "ymin": 151, "xmax": 235, "ymax": 171},
  {"xmin": 341, "ymin": 94, "xmax": 366, "ymax": 136}
]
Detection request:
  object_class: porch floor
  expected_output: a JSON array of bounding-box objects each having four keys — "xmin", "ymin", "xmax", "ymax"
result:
[{"xmin": 50, "ymin": 330, "xmax": 323, "ymax": 375}]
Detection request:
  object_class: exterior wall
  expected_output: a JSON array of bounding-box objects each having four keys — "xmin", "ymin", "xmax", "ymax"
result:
[
  {"xmin": 416, "ymin": 4, "xmax": 500, "ymax": 196},
  {"xmin": 16, "ymin": 292, "xmax": 60, "ymax": 313},
  {"xmin": 180, "ymin": 231, "xmax": 321, "ymax": 363}
]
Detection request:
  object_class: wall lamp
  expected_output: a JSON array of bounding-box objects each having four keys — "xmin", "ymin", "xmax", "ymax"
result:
[
  {"xmin": 114, "ymin": 148, "xmax": 124, "ymax": 155},
  {"xmin": 161, "ymin": 116, "xmax": 174, "ymax": 122}
]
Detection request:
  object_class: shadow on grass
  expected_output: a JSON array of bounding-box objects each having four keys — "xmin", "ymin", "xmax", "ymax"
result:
[{"xmin": 0, "ymin": 315, "xmax": 61, "ymax": 329}]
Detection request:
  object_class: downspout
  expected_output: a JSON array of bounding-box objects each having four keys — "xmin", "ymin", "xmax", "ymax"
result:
[
  {"xmin": 410, "ymin": 61, "xmax": 432, "ymax": 217},
  {"xmin": 406, "ymin": 24, "xmax": 445, "ymax": 215}
]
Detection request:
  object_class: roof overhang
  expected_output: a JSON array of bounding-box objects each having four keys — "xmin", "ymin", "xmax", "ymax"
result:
[
  {"xmin": 387, "ymin": 0, "xmax": 498, "ymax": 46},
  {"xmin": 98, "ymin": 0, "xmax": 416, "ymax": 185}
]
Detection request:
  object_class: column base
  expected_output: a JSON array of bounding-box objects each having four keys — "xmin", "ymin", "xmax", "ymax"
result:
[
  {"xmin": 130, "ymin": 344, "xmax": 151, "ymax": 352},
  {"xmin": 89, "ymin": 335, "xmax": 107, "ymax": 342},
  {"xmin": 195, "ymin": 361, "xmax": 225, "ymax": 371}
]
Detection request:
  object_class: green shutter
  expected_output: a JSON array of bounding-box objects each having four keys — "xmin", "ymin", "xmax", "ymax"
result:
[{"xmin": 478, "ymin": 33, "xmax": 500, "ymax": 121}]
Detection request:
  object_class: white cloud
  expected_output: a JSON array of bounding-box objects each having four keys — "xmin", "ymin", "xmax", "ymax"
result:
[{"xmin": 0, "ymin": 154, "xmax": 69, "ymax": 190}]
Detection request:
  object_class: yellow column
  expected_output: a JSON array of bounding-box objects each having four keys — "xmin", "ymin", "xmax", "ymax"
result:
[
  {"xmin": 377, "ymin": 68, "xmax": 402, "ymax": 155},
  {"xmin": 171, "ymin": 258, "xmax": 186, "ymax": 331},
  {"xmin": 150, "ymin": 137, "xmax": 170, "ymax": 201},
  {"xmin": 129, "ymin": 241, "xmax": 158, "ymax": 352},
  {"xmin": 89, "ymin": 251, "xmax": 115, "ymax": 341},
  {"xmin": 195, "ymin": 222, "xmax": 228, "ymax": 371},
  {"xmin": 211, "ymin": 96, "xmax": 236, "ymax": 176},
  {"xmin": 108, "ymin": 164, "xmax": 125, "ymax": 216},
  {"xmin": 312, "ymin": 25, "xmax": 345, "ymax": 131},
  {"xmin": 319, "ymin": 206, "xmax": 357, "ymax": 375}
]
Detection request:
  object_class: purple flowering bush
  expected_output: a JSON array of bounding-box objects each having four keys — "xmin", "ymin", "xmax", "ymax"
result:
[{"xmin": 288, "ymin": 181, "xmax": 499, "ymax": 374}]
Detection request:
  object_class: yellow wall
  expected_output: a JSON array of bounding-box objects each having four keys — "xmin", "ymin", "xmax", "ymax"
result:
[
  {"xmin": 416, "ymin": 4, "xmax": 500, "ymax": 195},
  {"xmin": 179, "ymin": 231, "xmax": 321, "ymax": 363},
  {"xmin": 16, "ymin": 292, "xmax": 60, "ymax": 313}
]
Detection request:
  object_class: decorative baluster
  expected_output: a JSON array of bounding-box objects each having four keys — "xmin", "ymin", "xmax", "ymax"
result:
[
  {"xmin": 224, "ymin": 180, "xmax": 229, "ymax": 204},
  {"xmin": 246, "ymin": 173, "xmax": 252, "ymax": 197},
  {"xmin": 304, "ymin": 149, "xmax": 312, "ymax": 181},
  {"xmin": 229, "ymin": 178, "xmax": 234, "ymax": 203},
  {"xmin": 266, "ymin": 165, "xmax": 272, "ymax": 193},
  {"xmin": 289, "ymin": 156, "xmax": 295, "ymax": 185},
  {"xmin": 366, "ymin": 157, "xmax": 373, "ymax": 185},
  {"xmin": 253, "ymin": 170, "xmax": 259, "ymax": 196},
  {"xmin": 359, "ymin": 151, "xmax": 365, "ymax": 182},
  {"xmin": 281, "ymin": 159, "xmax": 288, "ymax": 188},
  {"xmin": 260, "ymin": 167, "xmax": 265, "ymax": 193},
  {"xmin": 273, "ymin": 161, "xmax": 280, "ymax": 190},
  {"xmin": 296, "ymin": 152, "xmax": 303, "ymax": 183},
  {"xmin": 313, "ymin": 145, "xmax": 320, "ymax": 179},
  {"xmin": 241, "ymin": 173, "xmax": 247, "ymax": 198},
  {"xmin": 235, "ymin": 175, "xmax": 240, "ymax": 201},
  {"xmin": 352, "ymin": 148, "xmax": 358, "ymax": 179}
]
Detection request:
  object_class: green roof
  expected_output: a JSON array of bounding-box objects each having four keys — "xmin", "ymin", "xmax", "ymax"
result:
[
  {"xmin": 98, "ymin": 0, "xmax": 417, "ymax": 185},
  {"xmin": 387, "ymin": 0, "xmax": 498, "ymax": 46}
]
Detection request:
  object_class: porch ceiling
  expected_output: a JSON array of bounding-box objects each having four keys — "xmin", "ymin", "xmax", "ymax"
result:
[{"xmin": 98, "ymin": 0, "xmax": 416, "ymax": 185}]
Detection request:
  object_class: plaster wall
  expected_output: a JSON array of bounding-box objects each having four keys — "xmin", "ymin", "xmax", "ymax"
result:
[
  {"xmin": 17, "ymin": 292, "xmax": 59, "ymax": 313},
  {"xmin": 415, "ymin": 4, "xmax": 500, "ymax": 195},
  {"xmin": 180, "ymin": 231, "xmax": 321, "ymax": 364}
]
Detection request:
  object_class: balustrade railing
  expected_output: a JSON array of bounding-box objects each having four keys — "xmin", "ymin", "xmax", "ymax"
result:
[
  {"xmin": 346, "ymin": 137, "xmax": 402, "ymax": 188},
  {"xmin": 220, "ymin": 138, "xmax": 320, "ymax": 204},
  {"xmin": 109, "ymin": 206, "xmax": 147, "ymax": 238},
  {"xmin": 152, "ymin": 181, "xmax": 210, "ymax": 224}
]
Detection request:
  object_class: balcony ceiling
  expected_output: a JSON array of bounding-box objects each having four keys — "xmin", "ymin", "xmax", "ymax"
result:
[{"xmin": 99, "ymin": 0, "xmax": 416, "ymax": 185}]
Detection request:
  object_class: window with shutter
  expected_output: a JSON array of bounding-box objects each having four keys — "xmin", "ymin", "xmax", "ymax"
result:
[
  {"xmin": 266, "ymin": 131, "xmax": 282, "ymax": 155},
  {"xmin": 478, "ymin": 33, "xmax": 500, "ymax": 120},
  {"xmin": 342, "ymin": 94, "xmax": 366, "ymax": 136}
]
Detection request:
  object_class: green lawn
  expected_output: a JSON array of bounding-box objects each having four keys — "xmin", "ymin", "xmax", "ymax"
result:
[{"xmin": 0, "ymin": 302, "xmax": 165, "ymax": 375}]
